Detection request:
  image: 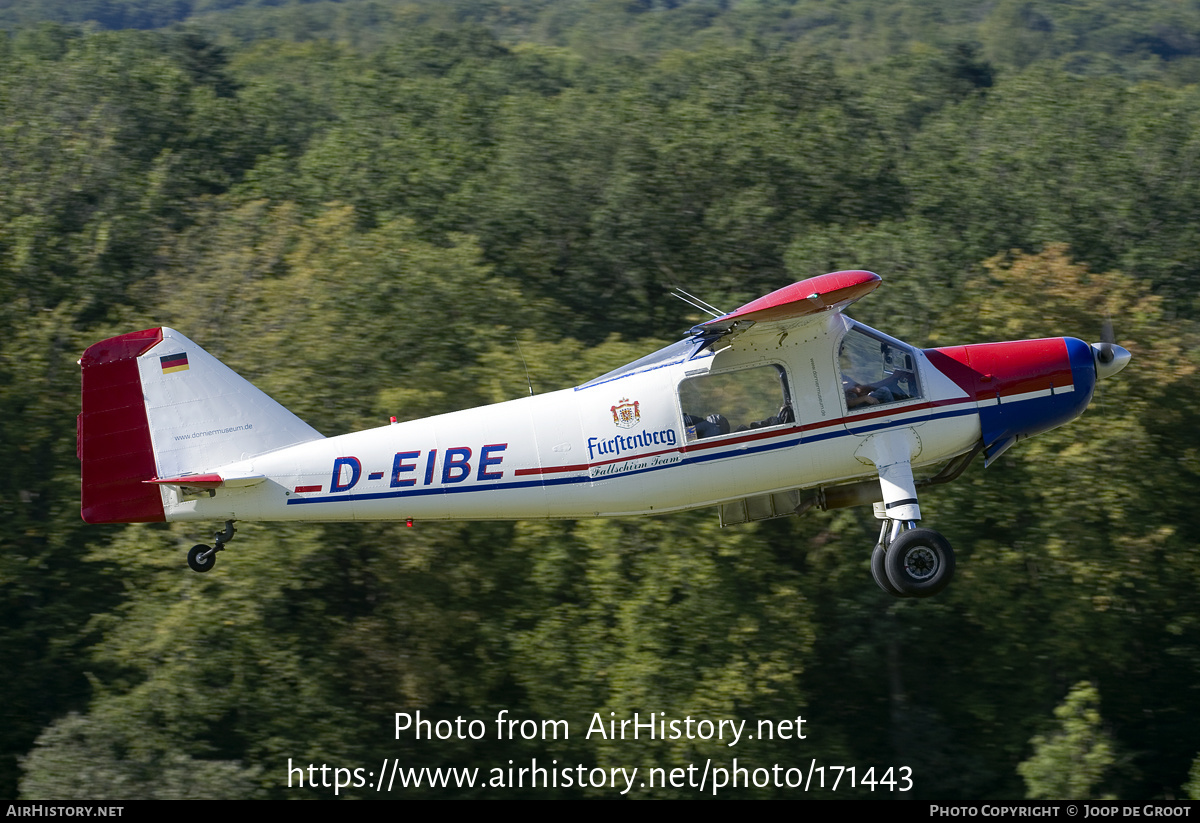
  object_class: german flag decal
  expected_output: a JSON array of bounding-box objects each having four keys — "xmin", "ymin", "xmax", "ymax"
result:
[{"xmin": 160, "ymin": 352, "xmax": 189, "ymax": 374}]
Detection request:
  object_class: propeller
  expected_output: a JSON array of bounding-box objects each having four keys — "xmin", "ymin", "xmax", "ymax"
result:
[{"xmin": 1090, "ymin": 319, "xmax": 1131, "ymax": 380}]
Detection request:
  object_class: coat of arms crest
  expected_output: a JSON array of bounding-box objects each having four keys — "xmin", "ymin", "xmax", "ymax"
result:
[{"xmin": 611, "ymin": 398, "xmax": 640, "ymax": 429}]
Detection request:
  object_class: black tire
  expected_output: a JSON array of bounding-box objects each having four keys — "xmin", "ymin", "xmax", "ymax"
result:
[
  {"xmin": 187, "ymin": 544, "xmax": 216, "ymax": 573},
  {"xmin": 884, "ymin": 528, "xmax": 954, "ymax": 598},
  {"xmin": 871, "ymin": 544, "xmax": 907, "ymax": 597}
]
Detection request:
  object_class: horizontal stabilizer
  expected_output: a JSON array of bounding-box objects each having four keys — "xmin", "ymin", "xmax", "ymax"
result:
[
  {"xmin": 144, "ymin": 473, "xmax": 267, "ymax": 489},
  {"xmin": 145, "ymin": 473, "xmax": 224, "ymax": 489}
]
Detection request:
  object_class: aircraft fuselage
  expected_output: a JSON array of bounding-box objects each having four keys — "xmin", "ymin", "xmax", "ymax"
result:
[{"xmin": 158, "ymin": 313, "xmax": 1092, "ymax": 524}]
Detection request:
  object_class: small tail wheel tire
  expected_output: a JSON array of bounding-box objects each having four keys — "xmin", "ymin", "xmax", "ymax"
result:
[
  {"xmin": 871, "ymin": 544, "xmax": 907, "ymax": 597},
  {"xmin": 884, "ymin": 528, "xmax": 954, "ymax": 598},
  {"xmin": 188, "ymin": 544, "xmax": 216, "ymax": 573}
]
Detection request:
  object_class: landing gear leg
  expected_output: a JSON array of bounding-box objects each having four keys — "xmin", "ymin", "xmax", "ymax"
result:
[
  {"xmin": 186, "ymin": 520, "xmax": 236, "ymax": 573},
  {"xmin": 858, "ymin": 436, "xmax": 955, "ymax": 598}
]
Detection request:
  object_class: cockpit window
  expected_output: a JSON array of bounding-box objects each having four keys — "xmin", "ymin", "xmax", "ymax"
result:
[
  {"xmin": 840, "ymin": 326, "xmax": 922, "ymax": 411},
  {"xmin": 679, "ymin": 364, "xmax": 793, "ymax": 441}
]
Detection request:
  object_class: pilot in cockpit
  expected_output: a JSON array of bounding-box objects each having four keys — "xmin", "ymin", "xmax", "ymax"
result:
[
  {"xmin": 840, "ymin": 332, "xmax": 915, "ymax": 410},
  {"xmin": 844, "ymin": 381, "xmax": 895, "ymax": 408}
]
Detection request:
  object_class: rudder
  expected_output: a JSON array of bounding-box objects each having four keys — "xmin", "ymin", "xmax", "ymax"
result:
[{"xmin": 79, "ymin": 329, "xmax": 166, "ymax": 523}]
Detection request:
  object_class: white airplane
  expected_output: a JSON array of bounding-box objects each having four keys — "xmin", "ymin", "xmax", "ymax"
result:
[{"xmin": 78, "ymin": 270, "xmax": 1130, "ymax": 597}]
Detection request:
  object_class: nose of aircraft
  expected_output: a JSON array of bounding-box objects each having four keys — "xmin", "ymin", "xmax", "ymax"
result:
[{"xmin": 1090, "ymin": 342, "xmax": 1131, "ymax": 380}]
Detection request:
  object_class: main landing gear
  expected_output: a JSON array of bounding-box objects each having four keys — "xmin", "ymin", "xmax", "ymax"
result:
[
  {"xmin": 853, "ymin": 431, "xmax": 965, "ymax": 598},
  {"xmin": 870, "ymin": 517, "xmax": 955, "ymax": 598},
  {"xmin": 187, "ymin": 520, "xmax": 236, "ymax": 573}
]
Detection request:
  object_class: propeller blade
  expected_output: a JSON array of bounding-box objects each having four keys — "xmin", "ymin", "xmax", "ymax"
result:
[{"xmin": 1097, "ymin": 319, "xmax": 1116, "ymax": 364}]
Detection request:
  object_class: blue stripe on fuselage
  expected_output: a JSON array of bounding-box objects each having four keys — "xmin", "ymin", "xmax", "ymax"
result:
[{"xmin": 285, "ymin": 402, "xmax": 986, "ymax": 506}]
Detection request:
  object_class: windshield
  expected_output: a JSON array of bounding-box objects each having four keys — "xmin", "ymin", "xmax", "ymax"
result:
[{"xmin": 580, "ymin": 338, "xmax": 712, "ymax": 389}]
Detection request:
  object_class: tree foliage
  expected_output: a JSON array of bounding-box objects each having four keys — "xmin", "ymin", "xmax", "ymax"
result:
[{"xmin": 1019, "ymin": 682, "xmax": 1115, "ymax": 799}]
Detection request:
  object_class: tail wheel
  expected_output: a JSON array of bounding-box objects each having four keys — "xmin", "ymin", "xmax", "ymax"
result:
[
  {"xmin": 884, "ymin": 528, "xmax": 955, "ymax": 598},
  {"xmin": 188, "ymin": 544, "xmax": 216, "ymax": 573}
]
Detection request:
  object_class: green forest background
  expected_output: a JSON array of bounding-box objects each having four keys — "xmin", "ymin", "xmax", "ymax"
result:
[{"xmin": 4, "ymin": 0, "xmax": 1200, "ymax": 799}]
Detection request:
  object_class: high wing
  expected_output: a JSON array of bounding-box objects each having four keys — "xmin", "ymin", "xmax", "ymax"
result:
[{"xmin": 692, "ymin": 270, "xmax": 881, "ymax": 349}]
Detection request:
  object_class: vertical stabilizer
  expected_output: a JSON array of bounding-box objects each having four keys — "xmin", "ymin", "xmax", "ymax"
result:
[{"xmin": 80, "ymin": 327, "xmax": 324, "ymax": 523}]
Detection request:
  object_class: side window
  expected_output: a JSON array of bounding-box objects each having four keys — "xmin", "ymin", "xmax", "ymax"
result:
[
  {"xmin": 839, "ymin": 327, "xmax": 922, "ymax": 411},
  {"xmin": 679, "ymin": 365, "xmax": 793, "ymax": 441}
]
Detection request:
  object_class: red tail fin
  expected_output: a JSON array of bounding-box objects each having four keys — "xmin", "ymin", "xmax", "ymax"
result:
[{"xmin": 80, "ymin": 327, "xmax": 324, "ymax": 524}]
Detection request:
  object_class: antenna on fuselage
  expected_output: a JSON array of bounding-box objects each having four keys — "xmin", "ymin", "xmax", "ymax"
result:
[
  {"xmin": 515, "ymin": 338, "xmax": 535, "ymax": 397},
  {"xmin": 670, "ymin": 287, "xmax": 726, "ymax": 319}
]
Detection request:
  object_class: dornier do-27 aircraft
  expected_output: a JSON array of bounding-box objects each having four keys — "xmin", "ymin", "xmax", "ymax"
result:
[{"xmin": 78, "ymin": 270, "xmax": 1130, "ymax": 598}]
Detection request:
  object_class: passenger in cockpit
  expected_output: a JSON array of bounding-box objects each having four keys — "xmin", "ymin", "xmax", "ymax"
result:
[{"xmin": 684, "ymin": 412, "xmax": 730, "ymax": 439}]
